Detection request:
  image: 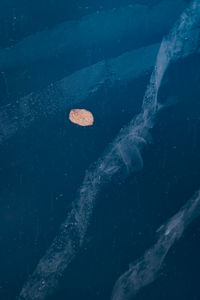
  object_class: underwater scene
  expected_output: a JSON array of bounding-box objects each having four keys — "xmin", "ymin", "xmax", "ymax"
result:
[{"xmin": 0, "ymin": 0, "xmax": 200, "ymax": 299}]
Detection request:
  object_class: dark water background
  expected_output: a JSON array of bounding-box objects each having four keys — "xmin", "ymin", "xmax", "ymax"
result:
[{"xmin": 0, "ymin": 0, "xmax": 200, "ymax": 299}]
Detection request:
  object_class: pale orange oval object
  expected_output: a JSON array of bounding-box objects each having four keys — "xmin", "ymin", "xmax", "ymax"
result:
[{"xmin": 69, "ymin": 109, "xmax": 94, "ymax": 126}]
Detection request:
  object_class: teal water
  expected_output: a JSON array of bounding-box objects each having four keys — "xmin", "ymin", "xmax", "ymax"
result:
[{"xmin": 0, "ymin": 1, "xmax": 200, "ymax": 300}]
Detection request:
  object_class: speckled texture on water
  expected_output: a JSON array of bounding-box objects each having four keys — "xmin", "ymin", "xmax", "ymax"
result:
[{"xmin": 0, "ymin": 1, "xmax": 200, "ymax": 300}]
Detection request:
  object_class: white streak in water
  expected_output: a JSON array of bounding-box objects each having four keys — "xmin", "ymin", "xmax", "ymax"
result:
[
  {"xmin": 111, "ymin": 190, "xmax": 200, "ymax": 300},
  {"xmin": 111, "ymin": 0, "xmax": 200, "ymax": 298},
  {"xmin": 18, "ymin": 1, "xmax": 200, "ymax": 299}
]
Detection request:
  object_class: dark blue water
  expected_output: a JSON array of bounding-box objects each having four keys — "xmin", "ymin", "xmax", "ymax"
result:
[{"xmin": 0, "ymin": 1, "xmax": 200, "ymax": 300}]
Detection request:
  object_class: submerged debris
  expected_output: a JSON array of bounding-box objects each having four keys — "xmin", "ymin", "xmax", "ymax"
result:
[{"xmin": 69, "ymin": 109, "xmax": 94, "ymax": 126}]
